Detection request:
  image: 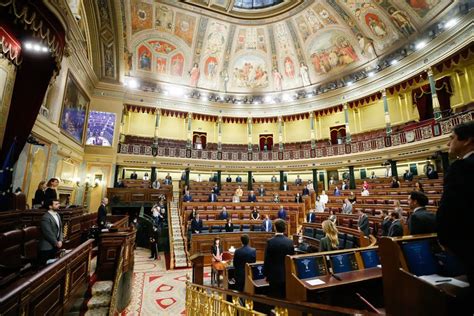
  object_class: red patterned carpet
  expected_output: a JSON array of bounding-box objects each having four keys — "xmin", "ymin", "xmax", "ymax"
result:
[{"xmin": 122, "ymin": 248, "xmax": 210, "ymax": 316}]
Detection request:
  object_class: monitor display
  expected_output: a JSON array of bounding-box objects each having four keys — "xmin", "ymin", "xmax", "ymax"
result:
[
  {"xmin": 295, "ymin": 256, "xmax": 327, "ymax": 279},
  {"xmin": 402, "ymin": 240, "xmax": 438, "ymax": 276},
  {"xmin": 86, "ymin": 111, "xmax": 116, "ymax": 146},
  {"xmin": 434, "ymin": 250, "xmax": 466, "ymax": 277},
  {"xmin": 251, "ymin": 265, "xmax": 265, "ymax": 280},
  {"xmin": 361, "ymin": 250, "xmax": 380, "ymax": 268},
  {"xmin": 330, "ymin": 253, "xmax": 358, "ymax": 274}
]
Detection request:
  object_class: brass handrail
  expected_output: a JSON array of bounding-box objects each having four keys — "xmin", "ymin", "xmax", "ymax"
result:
[{"xmin": 185, "ymin": 275, "xmax": 375, "ymax": 315}]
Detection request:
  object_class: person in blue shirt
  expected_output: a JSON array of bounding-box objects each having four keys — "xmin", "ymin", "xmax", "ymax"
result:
[
  {"xmin": 236, "ymin": 175, "xmax": 242, "ymax": 182},
  {"xmin": 247, "ymin": 190, "xmax": 257, "ymax": 202},
  {"xmin": 262, "ymin": 215, "xmax": 272, "ymax": 232},
  {"xmin": 277, "ymin": 205, "xmax": 287, "ymax": 220},
  {"xmin": 183, "ymin": 190, "xmax": 193, "ymax": 202},
  {"xmin": 334, "ymin": 186, "xmax": 341, "ymax": 196},
  {"xmin": 219, "ymin": 207, "xmax": 229, "ymax": 220}
]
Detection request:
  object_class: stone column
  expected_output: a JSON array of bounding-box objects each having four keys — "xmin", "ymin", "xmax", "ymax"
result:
[
  {"xmin": 390, "ymin": 160, "xmax": 398, "ymax": 178},
  {"xmin": 279, "ymin": 170, "xmax": 284, "ymax": 191},
  {"xmin": 278, "ymin": 116, "xmax": 284, "ymax": 151},
  {"xmin": 186, "ymin": 112, "xmax": 193, "ymax": 149},
  {"xmin": 247, "ymin": 171, "xmax": 253, "ymax": 191},
  {"xmin": 217, "ymin": 170, "xmax": 222, "ymax": 189},
  {"xmin": 247, "ymin": 117, "xmax": 253, "ymax": 152},
  {"xmin": 310, "ymin": 112, "xmax": 316, "ymax": 149},
  {"xmin": 217, "ymin": 116, "xmax": 222, "ymax": 152},
  {"xmin": 343, "ymin": 103, "xmax": 351, "ymax": 144},
  {"xmin": 427, "ymin": 67, "xmax": 442, "ymax": 120},
  {"xmin": 382, "ymin": 89, "xmax": 392, "ymax": 135},
  {"xmin": 312, "ymin": 169, "xmax": 318, "ymax": 193},
  {"xmin": 348, "ymin": 166, "xmax": 356, "ymax": 190}
]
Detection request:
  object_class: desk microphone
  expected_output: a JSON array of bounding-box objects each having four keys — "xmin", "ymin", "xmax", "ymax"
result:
[{"xmin": 330, "ymin": 272, "xmax": 342, "ymax": 281}]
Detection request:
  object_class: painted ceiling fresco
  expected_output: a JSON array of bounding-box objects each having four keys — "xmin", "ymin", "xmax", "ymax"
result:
[{"xmin": 122, "ymin": 0, "xmax": 453, "ymax": 93}]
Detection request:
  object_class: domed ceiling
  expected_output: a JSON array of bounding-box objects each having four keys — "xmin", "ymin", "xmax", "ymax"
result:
[{"xmin": 122, "ymin": 0, "xmax": 454, "ymax": 94}]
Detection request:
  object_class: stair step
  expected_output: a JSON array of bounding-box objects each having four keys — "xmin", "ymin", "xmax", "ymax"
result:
[
  {"xmin": 87, "ymin": 295, "xmax": 111, "ymax": 309},
  {"xmin": 92, "ymin": 281, "xmax": 114, "ymax": 296},
  {"xmin": 85, "ymin": 307, "xmax": 109, "ymax": 316}
]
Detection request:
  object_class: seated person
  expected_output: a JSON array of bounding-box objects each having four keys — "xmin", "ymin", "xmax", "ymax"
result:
[
  {"xmin": 361, "ymin": 188, "xmax": 370, "ymax": 196},
  {"xmin": 235, "ymin": 185, "xmax": 243, "ymax": 198},
  {"xmin": 233, "ymin": 234, "xmax": 256, "ymax": 291},
  {"xmin": 341, "ymin": 198, "xmax": 353, "ymax": 214},
  {"xmin": 251, "ymin": 207, "xmax": 260, "ymax": 220},
  {"xmin": 334, "ymin": 186, "xmax": 341, "ymax": 196},
  {"xmin": 247, "ymin": 190, "xmax": 257, "ymax": 202},
  {"xmin": 302, "ymin": 186, "xmax": 310, "ymax": 196},
  {"xmin": 388, "ymin": 211, "xmax": 403, "ymax": 237},
  {"xmin": 183, "ymin": 190, "xmax": 193, "ymax": 202},
  {"xmin": 391, "ymin": 176, "xmax": 401, "ymax": 188},
  {"xmin": 232, "ymin": 194, "xmax": 240, "ymax": 203},
  {"xmin": 188, "ymin": 208, "xmax": 198, "ymax": 221},
  {"xmin": 273, "ymin": 193, "xmax": 280, "ymax": 203},
  {"xmin": 277, "ymin": 205, "xmax": 287, "ymax": 220},
  {"xmin": 257, "ymin": 184, "xmax": 265, "ymax": 196},
  {"xmin": 294, "ymin": 192, "xmax": 303, "ymax": 203},
  {"xmin": 426, "ymin": 166, "xmax": 439, "ymax": 179},
  {"xmin": 319, "ymin": 220, "xmax": 339, "ymax": 252},
  {"xmin": 282, "ymin": 181, "xmax": 289, "ymax": 191},
  {"xmin": 348, "ymin": 191, "xmax": 357, "ymax": 204},
  {"xmin": 306, "ymin": 209, "xmax": 316, "ymax": 223},
  {"xmin": 403, "ymin": 169, "xmax": 414, "ymax": 181},
  {"xmin": 191, "ymin": 214, "xmax": 203, "ymax": 234},
  {"xmin": 413, "ymin": 181, "xmax": 424, "ymax": 192},
  {"xmin": 306, "ymin": 180, "xmax": 314, "ymax": 192},
  {"xmin": 208, "ymin": 191, "xmax": 218, "ymax": 202},
  {"xmin": 236, "ymin": 175, "xmax": 242, "ymax": 183},
  {"xmin": 315, "ymin": 196, "xmax": 325, "ymax": 212},
  {"xmin": 271, "ymin": 175, "xmax": 277, "ymax": 183},
  {"xmin": 370, "ymin": 171, "xmax": 376, "ymax": 179},
  {"xmin": 212, "ymin": 184, "xmax": 220, "ymax": 195},
  {"xmin": 152, "ymin": 179, "xmax": 161, "ymax": 189},
  {"xmin": 219, "ymin": 207, "xmax": 229, "ymax": 220},
  {"xmin": 319, "ymin": 190, "xmax": 329, "ymax": 205},
  {"xmin": 143, "ymin": 172, "xmax": 149, "ymax": 180},
  {"xmin": 226, "ymin": 175, "xmax": 232, "ymax": 182},
  {"xmin": 362, "ymin": 180, "xmax": 370, "ymax": 190},
  {"xmin": 295, "ymin": 175, "xmax": 302, "ymax": 185},
  {"xmin": 341, "ymin": 180, "xmax": 349, "ymax": 190},
  {"xmin": 211, "ymin": 237, "xmax": 223, "ymax": 263},
  {"xmin": 224, "ymin": 218, "xmax": 234, "ymax": 232}
]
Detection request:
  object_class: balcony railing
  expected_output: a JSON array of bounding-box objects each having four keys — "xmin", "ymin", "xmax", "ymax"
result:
[{"xmin": 118, "ymin": 111, "xmax": 472, "ymax": 161}]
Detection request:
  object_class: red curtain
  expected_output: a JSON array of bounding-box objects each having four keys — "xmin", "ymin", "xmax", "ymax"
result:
[
  {"xmin": 193, "ymin": 133, "xmax": 206, "ymax": 149},
  {"xmin": 330, "ymin": 125, "xmax": 346, "ymax": 145},
  {"xmin": 259, "ymin": 134, "xmax": 273, "ymax": 151},
  {"xmin": 412, "ymin": 76, "xmax": 452, "ymax": 120}
]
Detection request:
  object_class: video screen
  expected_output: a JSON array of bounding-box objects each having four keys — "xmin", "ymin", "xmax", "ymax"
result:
[
  {"xmin": 86, "ymin": 111, "xmax": 116, "ymax": 146},
  {"xmin": 251, "ymin": 265, "xmax": 265, "ymax": 280},
  {"xmin": 361, "ymin": 250, "xmax": 380, "ymax": 269},
  {"xmin": 330, "ymin": 253, "xmax": 359, "ymax": 274},
  {"xmin": 402, "ymin": 240, "xmax": 438, "ymax": 276},
  {"xmin": 295, "ymin": 256, "xmax": 327, "ymax": 279}
]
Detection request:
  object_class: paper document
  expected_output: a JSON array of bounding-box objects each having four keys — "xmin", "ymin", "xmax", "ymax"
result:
[
  {"xmin": 418, "ymin": 274, "xmax": 470, "ymax": 288},
  {"xmin": 305, "ymin": 278, "xmax": 326, "ymax": 286}
]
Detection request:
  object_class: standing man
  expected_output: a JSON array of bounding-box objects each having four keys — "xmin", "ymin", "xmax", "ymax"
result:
[
  {"xmin": 277, "ymin": 205, "xmax": 287, "ymax": 220},
  {"xmin": 262, "ymin": 215, "xmax": 272, "ymax": 232},
  {"xmin": 97, "ymin": 197, "xmax": 108, "ymax": 229},
  {"xmin": 39, "ymin": 199, "xmax": 63, "ymax": 264},
  {"xmin": 263, "ymin": 219, "xmax": 294, "ymax": 298},
  {"xmin": 257, "ymin": 184, "xmax": 265, "ymax": 197},
  {"xmin": 247, "ymin": 190, "xmax": 257, "ymax": 202},
  {"xmin": 437, "ymin": 121, "xmax": 474, "ymax": 304},
  {"xmin": 226, "ymin": 175, "xmax": 232, "ymax": 182},
  {"xmin": 357, "ymin": 209, "xmax": 370, "ymax": 236},
  {"xmin": 149, "ymin": 227, "xmax": 159, "ymax": 260},
  {"xmin": 407, "ymin": 191, "xmax": 436, "ymax": 235},
  {"xmin": 233, "ymin": 234, "xmax": 256, "ymax": 292},
  {"xmin": 208, "ymin": 190, "xmax": 218, "ymax": 202}
]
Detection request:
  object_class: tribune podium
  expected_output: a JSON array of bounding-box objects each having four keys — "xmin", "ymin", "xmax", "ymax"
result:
[{"xmin": 190, "ymin": 252, "xmax": 204, "ymax": 285}]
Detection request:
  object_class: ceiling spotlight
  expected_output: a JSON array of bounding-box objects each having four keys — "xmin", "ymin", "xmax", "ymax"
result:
[
  {"xmin": 346, "ymin": 81, "xmax": 354, "ymax": 86},
  {"xmin": 24, "ymin": 42, "xmax": 32, "ymax": 50},
  {"xmin": 168, "ymin": 86, "xmax": 184, "ymax": 96},
  {"xmin": 33, "ymin": 44, "xmax": 41, "ymax": 51},
  {"xmin": 41, "ymin": 46, "xmax": 48, "ymax": 52},
  {"xmin": 282, "ymin": 94, "xmax": 292, "ymax": 102},
  {"xmin": 128, "ymin": 79, "xmax": 139, "ymax": 89},
  {"xmin": 237, "ymin": 101, "xmax": 242, "ymax": 105},
  {"xmin": 415, "ymin": 41, "xmax": 427, "ymax": 50},
  {"xmin": 253, "ymin": 101, "xmax": 260, "ymax": 105},
  {"xmin": 264, "ymin": 96, "xmax": 272, "ymax": 103},
  {"xmin": 444, "ymin": 18, "xmax": 458, "ymax": 29},
  {"xmin": 390, "ymin": 59, "xmax": 399, "ymax": 65},
  {"xmin": 367, "ymin": 72, "xmax": 375, "ymax": 78}
]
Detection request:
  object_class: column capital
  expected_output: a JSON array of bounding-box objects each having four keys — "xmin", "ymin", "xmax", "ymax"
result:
[
  {"xmin": 426, "ymin": 67, "xmax": 434, "ymax": 77},
  {"xmin": 278, "ymin": 116, "xmax": 283, "ymax": 122},
  {"xmin": 381, "ymin": 89, "xmax": 387, "ymax": 97},
  {"xmin": 343, "ymin": 103, "xmax": 348, "ymax": 110}
]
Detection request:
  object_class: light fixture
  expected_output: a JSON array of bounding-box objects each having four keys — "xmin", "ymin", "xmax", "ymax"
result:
[
  {"xmin": 282, "ymin": 94, "xmax": 292, "ymax": 102},
  {"xmin": 168, "ymin": 86, "xmax": 184, "ymax": 97},
  {"xmin": 367, "ymin": 72, "xmax": 375, "ymax": 78},
  {"xmin": 390, "ymin": 59, "xmax": 399, "ymax": 65},
  {"xmin": 415, "ymin": 41, "xmax": 427, "ymax": 50},
  {"xmin": 124, "ymin": 77, "xmax": 139, "ymax": 89},
  {"xmin": 444, "ymin": 18, "xmax": 458, "ymax": 29},
  {"xmin": 23, "ymin": 41, "xmax": 49, "ymax": 54},
  {"xmin": 264, "ymin": 96, "xmax": 272, "ymax": 103},
  {"xmin": 346, "ymin": 81, "xmax": 354, "ymax": 86}
]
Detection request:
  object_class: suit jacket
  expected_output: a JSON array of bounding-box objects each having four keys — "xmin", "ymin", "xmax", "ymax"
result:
[
  {"xmin": 236, "ymin": 177, "xmax": 242, "ymax": 183},
  {"xmin": 403, "ymin": 172, "xmax": 413, "ymax": 181},
  {"xmin": 97, "ymin": 204, "xmax": 107, "ymax": 227},
  {"xmin": 257, "ymin": 188, "xmax": 265, "ymax": 196},
  {"xmin": 183, "ymin": 194, "xmax": 193, "ymax": 202},
  {"xmin": 233, "ymin": 245, "xmax": 256, "ymax": 291},
  {"xmin": 213, "ymin": 187, "xmax": 220, "ymax": 195},
  {"xmin": 302, "ymin": 188, "xmax": 310, "ymax": 196},
  {"xmin": 277, "ymin": 208, "xmax": 287, "ymax": 220},
  {"xmin": 248, "ymin": 194, "xmax": 257, "ymax": 202},
  {"xmin": 295, "ymin": 196, "xmax": 303, "ymax": 203},
  {"xmin": 226, "ymin": 177, "xmax": 232, "ymax": 182},
  {"xmin": 295, "ymin": 179, "xmax": 302, "ymax": 185},
  {"xmin": 381, "ymin": 217, "xmax": 392, "ymax": 236},
  {"xmin": 219, "ymin": 211, "xmax": 229, "ymax": 220},
  {"xmin": 264, "ymin": 235, "xmax": 294, "ymax": 285},
  {"xmin": 409, "ymin": 207, "xmax": 436, "ymax": 235},
  {"xmin": 437, "ymin": 154, "xmax": 474, "ymax": 266},
  {"xmin": 44, "ymin": 188, "xmax": 57, "ymax": 204},
  {"xmin": 224, "ymin": 223, "xmax": 234, "ymax": 232},
  {"xmin": 282, "ymin": 185, "xmax": 288, "ymax": 191},
  {"xmin": 191, "ymin": 219, "xmax": 203, "ymax": 233},
  {"xmin": 33, "ymin": 189, "xmax": 45, "ymax": 206},
  {"xmin": 39, "ymin": 211, "xmax": 63, "ymax": 251},
  {"xmin": 319, "ymin": 236, "xmax": 335, "ymax": 252},
  {"xmin": 211, "ymin": 245, "xmax": 223, "ymax": 257},
  {"xmin": 307, "ymin": 212, "xmax": 316, "ymax": 223},
  {"xmin": 208, "ymin": 193, "xmax": 218, "ymax": 202},
  {"xmin": 388, "ymin": 220, "xmax": 403, "ymax": 237},
  {"xmin": 262, "ymin": 219, "xmax": 272, "ymax": 232},
  {"xmin": 358, "ymin": 214, "xmax": 370, "ymax": 236}
]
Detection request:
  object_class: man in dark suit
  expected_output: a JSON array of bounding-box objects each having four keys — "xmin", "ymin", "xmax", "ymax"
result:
[
  {"xmin": 226, "ymin": 175, "xmax": 232, "ymax": 182},
  {"xmin": 97, "ymin": 197, "xmax": 108, "ymax": 229},
  {"xmin": 426, "ymin": 166, "xmax": 439, "ymax": 179},
  {"xmin": 212, "ymin": 184, "xmax": 220, "ymax": 195},
  {"xmin": 295, "ymin": 175, "xmax": 302, "ymax": 186},
  {"xmin": 130, "ymin": 171, "xmax": 138, "ymax": 179},
  {"xmin": 262, "ymin": 215, "xmax": 272, "ymax": 232},
  {"xmin": 257, "ymin": 185, "xmax": 265, "ymax": 197},
  {"xmin": 403, "ymin": 169, "xmax": 414, "ymax": 181},
  {"xmin": 39, "ymin": 199, "xmax": 63, "ymax": 265},
  {"xmin": 233, "ymin": 234, "xmax": 256, "ymax": 291},
  {"xmin": 247, "ymin": 190, "xmax": 257, "ymax": 202},
  {"xmin": 302, "ymin": 187, "xmax": 310, "ymax": 196},
  {"xmin": 388, "ymin": 211, "xmax": 403, "ymax": 237},
  {"xmin": 191, "ymin": 214, "xmax": 203, "ymax": 234},
  {"xmin": 437, "ymin": 121, "xmax": 474, "ymax": 303},
  {"xmin": 294, "ymin": 193, "xmax": 303, "ymax": 203},
  {"xmin": 183, "ymin": 191, "xmax": 193, "ymax": 202},
  {"xmin": 208, "ymin": 190, "xmax": 218, "ymax": 202},
  {"xmin": 357, "ymin": 209, "xmax": 370, "ymax": 236},
  {"xmin": 277, "ymin": 205, "xmax": 287, "ymax": 220},
  {"xmin": 408, "ymin": 191, "xmax": 436, "ymax": 235},
  {"xmin": 236, "ymin": 175, "xmax": 242, "ymax": 183},
  {"xmin": 264, "ymin": 219, "xmax": 294, "ymax": 298},
  {"xmin": 219, "ymin": 207, "xmax": 229, "ymax": 220},
  {"xmin": 306, "ymin": 209, "xmax": 316, "ymax": 223},
  {"xmin": 282, "ymin": 181, "xmax": 289, "ymax": 191},
  {"xmin": 224, "ymin": 218, "xmax": 234, "ymax": 232}
]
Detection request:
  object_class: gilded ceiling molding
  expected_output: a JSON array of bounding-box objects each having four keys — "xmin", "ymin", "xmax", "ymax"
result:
[{"xmin": 0, "ymin": 26, "xmax": 22, "ymax": 65}]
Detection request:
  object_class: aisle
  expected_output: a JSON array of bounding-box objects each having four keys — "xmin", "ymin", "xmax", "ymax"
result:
[
  {"xmin": 122, "ymin": 248, "xmax": 210, "ymax": 316},
  {"xmin": 169, "ymin": 184, "xmax": 189, "ymax": 268}
]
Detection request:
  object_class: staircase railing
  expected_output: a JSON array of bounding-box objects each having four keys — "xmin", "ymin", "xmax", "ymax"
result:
[{"xmin": 108, "ymin": 247, "xmax": 124, "ymax": 316}]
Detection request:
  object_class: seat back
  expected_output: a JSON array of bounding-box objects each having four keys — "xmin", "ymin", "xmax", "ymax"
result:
[
  {"xmin": 23, "ymin": 226, "xmax": 41, "ymax": 261},
  {"xmin": 0, "ymin": 229, "xmax": 23, "ymax": 269}
]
